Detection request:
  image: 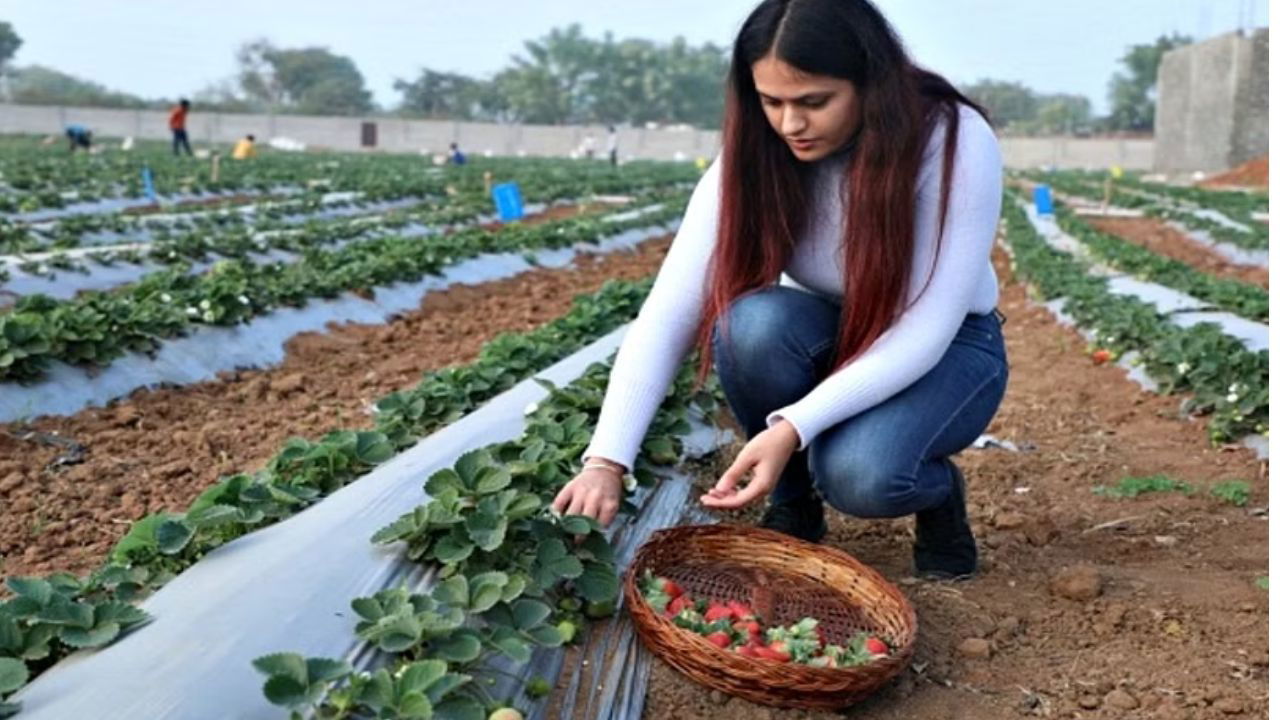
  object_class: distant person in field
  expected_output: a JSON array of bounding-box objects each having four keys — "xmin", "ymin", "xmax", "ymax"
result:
[
  {"xmin": 64, "ymin": 124, "xmax": 92, "ymax": 153},
  {"xmin": 169, "ymin": 98, "xmax": 193, "ymax": 156},
  {"xmin": 449, "ymin": 142, "xmax": 466, "ymax": 165},
  {"xmin": 554, "ymin": 0, "xmax": 1006, "ymax": 583},
  {"xmin": 607, "ymin": 125, "xmax": 619, "ymax": 167},
  {"xmin": 232, "ymin": 134, "xmax": 257, "ymax": 160}
]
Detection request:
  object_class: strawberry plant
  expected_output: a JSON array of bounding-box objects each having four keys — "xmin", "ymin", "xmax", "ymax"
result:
[
  {"xmin": 0, "ymin": 273, "xmax": 685, "ymax": 709},
  {"xmin": 0, "ymin": 200, "xmax": 685, "ymax": 383},
  {"xmin": 1003, "ymin": 189, "xmax": 1267, "ymax": 445},
  {"xmin": 1054, "ymin": 209, "xmax": 1267, "ymax": 321},
  {"xmin": 249, "ymin": 339, "xmax": 718, "ymax": 718}
]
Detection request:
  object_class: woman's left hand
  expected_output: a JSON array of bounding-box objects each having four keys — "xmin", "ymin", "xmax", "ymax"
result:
[{"xmin": 700, "ymin": 420, "xmax": 800, "ymax": 510}]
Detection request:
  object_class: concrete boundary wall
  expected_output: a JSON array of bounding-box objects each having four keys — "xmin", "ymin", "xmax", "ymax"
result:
[
  {"xmin": 1, "ymin": 102, "xmax": 1151, "ymax": 168},
  {"xmin": 1155, "ymin": 28, "xmax": 1269, "ymax": 174}
]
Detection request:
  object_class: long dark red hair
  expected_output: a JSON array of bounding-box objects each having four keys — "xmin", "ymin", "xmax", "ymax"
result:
[{"xmin": 696, "ymin": 0, "xmax": 990, "ymax": 380}]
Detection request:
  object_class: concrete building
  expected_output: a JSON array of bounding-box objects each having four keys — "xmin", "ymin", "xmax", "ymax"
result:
[{"xmin": 1154, "ymin": 28, "xmax": 1268, "ymax": 174}]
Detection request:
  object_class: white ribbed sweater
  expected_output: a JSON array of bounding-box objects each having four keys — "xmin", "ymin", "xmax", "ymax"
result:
[{"xmin": 584, "ymin": 105, "xmax": 1004, "ymax": 469}]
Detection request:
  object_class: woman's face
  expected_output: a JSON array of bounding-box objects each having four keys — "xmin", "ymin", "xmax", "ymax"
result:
[{"xmin": 751, "ymin": 54, "xmax": 860, "ymax": 162}]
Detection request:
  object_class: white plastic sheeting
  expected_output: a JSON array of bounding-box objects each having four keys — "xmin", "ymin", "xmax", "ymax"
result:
[
  {"xmin": 1187, "ymin": 207, "xmax": 1254, "ymax": 234},
  {"xmin": 13, "ymin": 326, "xmax": 632, "ymax": 719},
  {"xmin": 11, "ymin": 187, "xmax": 319, "ymax": 223},
  {"xmin": 0, "ymin": 202, "xmax": 553, "ymax": 302},
  {"xmin": 1012, "ymin": 205, "xmax": 1268, "ymax": 459},
  {"xmin": 1024, "ymin": 204, "xmax": 1268, "ymax": 352},
  {"xmin": 1048, "ymin": 185, "xmax": 1268, "ymax": 269},
  {"xmin": 1166, "ymin": 220, "xmax": 1269, "ymax": 269},
  {"xmin": 0, "ymin": 216, "xmax": 676, "ymax": 423},
  {"xmin": 14, "ymin": 324, "xmax": 734, "ymax": 720}
]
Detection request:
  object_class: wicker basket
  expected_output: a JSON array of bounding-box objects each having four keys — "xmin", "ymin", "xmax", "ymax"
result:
[{"xmin": 624, "ymin": 524, "xmax": 916, "ymax": 710}]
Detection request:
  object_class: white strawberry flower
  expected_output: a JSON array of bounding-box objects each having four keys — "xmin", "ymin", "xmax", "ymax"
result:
[
  {"xmin": 185, "ymin": 306, "xmax": 199, "ymax": 316},
  {"xmin": 202, "ymin": 310, "xmax": 216, "ymax": 323},
  {"xmin": 238, "ymin": 295, "xmax": 250, "ymax": 305},
  {"xmin": 160, "ymin": 293, "xmax": 172, "ymax": 303},
  {"xmin": 1226, "ymin": 392, "xmax": 1239, "ymax": 404},
  {"xmin": 1176, "ymin": 362, "xmax": 1190, "ymax": 375},
  {"xmin": 199, "ymin": 299, "xmax": 212, "ymax": 310}
]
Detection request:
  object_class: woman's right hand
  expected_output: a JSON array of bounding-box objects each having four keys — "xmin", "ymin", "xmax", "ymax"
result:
[{"xmin": 551, "ymin": 459, "xmax": 626, "ymax": 529}]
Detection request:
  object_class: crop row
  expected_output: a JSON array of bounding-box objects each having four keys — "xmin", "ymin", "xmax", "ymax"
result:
[
  {"xmin": 1003, "ymin": 190, "xmax": 1267, "ymax": 445},
  {"xmin": 2, "ymin": 179, "xmax": 686, "ymax": 290},
  {"xmin": 0, "ymin": 273, "xmax": 670, "ymax": 714},
  {"xmin": 0, "ymin": 196, "xmax": 685, "ymax": 382},
  {"xmin": 3, "ymin": 161, "xmax": 695, "ymax": 254},
  {"xmin": 1021, "ymin": 170, "xmax": 1268, "ymax": 251},
  {"xmin": 0, "ymin": 137, "xmax": 698, "ymax": 213},
  {"xmin": 252, "ymin": 352, "xmax": 716, "ymax": 720},
  {"xmin": 1052, "ymin": 208, "xmax": 1268, "ymax": 321}
]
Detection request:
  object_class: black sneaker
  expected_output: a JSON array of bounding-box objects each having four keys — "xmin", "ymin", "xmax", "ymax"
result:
[
  {"xmin": 759, "ymin": 491, "xmax": 828, "ymax": 543},
  {"xmin": 913, "ymin": 459, "xmax": 978, "ymax": 580}
]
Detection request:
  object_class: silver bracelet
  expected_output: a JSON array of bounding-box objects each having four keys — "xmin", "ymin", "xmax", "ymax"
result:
[
  {"xmin": 582, "ymin": 462, "xmax": 637, "ymax": 491},
  {"xmin": 583, "ymin": 462, "xmax": 624, "ymax": 475}
]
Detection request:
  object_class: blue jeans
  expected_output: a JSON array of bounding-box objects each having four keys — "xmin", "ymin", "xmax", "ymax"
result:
[
  {"xmin": 172, "ymin": 129, "xmax": 192, "ymax": 156},
  {"xmin": 712, "ymin": 286, "xmax": 1008, "ymax": 518}
]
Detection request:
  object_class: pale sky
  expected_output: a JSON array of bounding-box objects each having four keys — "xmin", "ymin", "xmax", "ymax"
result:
[{"xmin": 0, "ymin": 0, "xmax": 1269, "ymax": 116}]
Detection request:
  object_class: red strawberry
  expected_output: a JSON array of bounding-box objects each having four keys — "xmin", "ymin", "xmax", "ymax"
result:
[
  {"xmin": 704, "ymin": 603, "xmax": 734, "ymax": 623},
  {"xmin": 755, "ymin": 642, "xmax": 791, "ymax": 663},
  {"xmin": 1092, "ymin": 349, "xmax": 1112, "ymax": 365},
  {"xmin": 865, "ymin": 636, "xmax": 889, "ymax": 656},
  {"xmin": 706, "ymin": 631, "xmax": 732, "ymax": 649},
  {"xmin": 663, "ymin": 579, "xmax": 683, "ymax": 598},
  {"xmin": 732, "ymin": 620, "xmax": 761, "ymax": 636},
  {"xmin": 664, "ymin": 595, "xmax": 694, "ymax": 618},
  {"xmin": 734, "ymin": 644, "xmax": 757, "ymax": 658},
  {"xmin": 728, "ymin": 601, "xmax": 754, "ymax": 620}
]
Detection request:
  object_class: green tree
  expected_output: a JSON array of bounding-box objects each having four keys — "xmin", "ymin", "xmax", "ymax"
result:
[
  {"xmin": 960, "ymin": 79, "xmax": 1038, "ymax": 129},
  {"xmin": 394, "ymin": 69, "xmax": 488, "ymax": 119},
  {"xmin": 235, "ymin": 39, "xmax": 373, "ymax": 115},
  {"xmin": 1030, "ymin": 94, "xmax": 1093, "ymax": 135},
  {"xmin": 484, "ymin": 25, "xmax": 727, "ymax": 127},
  {"xmin": 0, "ymin": 20, "xmax": 21, "ymax": 70},
  {"xmin": 498, "ymin": 24, "xmax": 598, "ymax": 124},
  {"xmin": 391, "ymin": 25, "xmax": 730, "ymax": 127},
  {"xmin": 7, "ymin": 65, "xmax": 149, "ymax": 108},
  {"xmin": 1105, "ymin": 33, "xmax": 1193, "ymax": 132}
]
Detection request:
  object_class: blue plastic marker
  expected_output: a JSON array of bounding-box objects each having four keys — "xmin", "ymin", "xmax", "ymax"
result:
[
  {"xmin": 492, "ymin": 182, "xmax": 525, "ymax": 223},
  {"xmin": 142, "ymin": 165, "xmax": 157, "ymax": 204},
  {"xmin": 1033, "ymin": 184, "xmax": 1053, "ymax": 216}
]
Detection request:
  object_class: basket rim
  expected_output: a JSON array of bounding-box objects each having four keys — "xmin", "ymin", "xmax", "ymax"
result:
[{"xmin": 624, "ymin": 523, "xmax": 919, "ymax": 672}]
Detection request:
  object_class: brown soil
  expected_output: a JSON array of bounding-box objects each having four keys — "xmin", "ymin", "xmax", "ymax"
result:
[
  {"xmin": 1083, "ymin": 216, "xmax": 1269, "ymax": 289},
  {"xmin": 476, "ymin": 201, "xmax": 610, "ymax": 231},
  {"xmin": 643, "ymin": 246, "xmax": 1267, "ymax": 720},
  {"xmin": 0, "ymin": 235, "xmax": 673, "ymax": 580},
  {"xmin": 1199, "ymin": 156, "xmax": 1268, "ymax": 190}
]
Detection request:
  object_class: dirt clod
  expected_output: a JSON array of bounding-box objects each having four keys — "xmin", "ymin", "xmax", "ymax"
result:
[
  {"xmin": 1103, "ymin": 689, "xmax": 1138, "ymax": 711},
  {"xmin": 1050, "ymin": 565, "xmax": 1103, "ymax": 601},
  {"xmin": 956, "ymin": 638, "xmax": 992, "ymax": 659}
]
